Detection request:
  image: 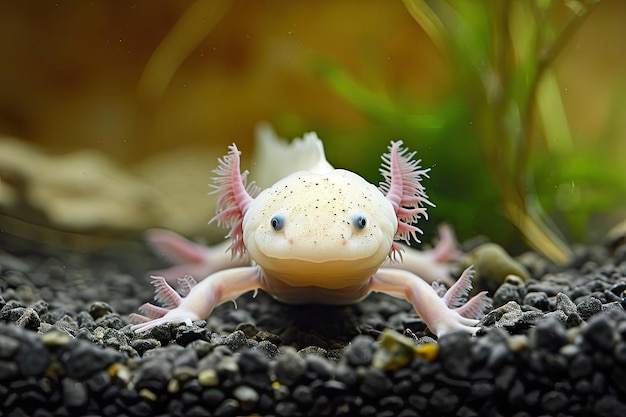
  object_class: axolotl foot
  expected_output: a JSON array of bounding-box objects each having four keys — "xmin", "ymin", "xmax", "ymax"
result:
[
  {"xmin": 130, "ymin": 267, "xmax": 263, "ymax": 333},
  {"xmin": 129, "ymin": 276, "xmax": 202, "ymax": 333},
  {"xmin": 370, "ymin": 266, "xmax": 492, "ymax": 337}
]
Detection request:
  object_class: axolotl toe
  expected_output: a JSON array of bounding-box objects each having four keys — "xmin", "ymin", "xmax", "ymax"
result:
[{"xmin": 131, "ymin": 133, "xmax": 491, "ymax": 337}]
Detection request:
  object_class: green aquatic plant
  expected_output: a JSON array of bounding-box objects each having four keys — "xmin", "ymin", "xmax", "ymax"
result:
[
  {"xmin": 319, "ymin": 0, "xmax": 626, "ymax": 264},
  {"xmin": 403, "ymin": 0, "xmax": 602, "ymax": 264}
]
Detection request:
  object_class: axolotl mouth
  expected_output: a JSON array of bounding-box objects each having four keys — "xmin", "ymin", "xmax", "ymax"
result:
[
  {"xmin": 246, "ymin": 217, "xmax": 394, "ymax": 289},
  {"xmin": 253, "ymin": 256, "xmax": 386, "ymax": 291},
  {"xmin": 256, "ymin": 259, "xmax": 377, "ymax": 304}
]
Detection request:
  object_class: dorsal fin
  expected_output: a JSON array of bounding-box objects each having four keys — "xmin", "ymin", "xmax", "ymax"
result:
[
  {"xmin": 253, "ymin": 123, "xmax": 333, "ymax": 188},
  {"xmin": 378, "ymin": 141, "xmax": 434, "ymax": 257},
  {"xmin": 209, "ymin": 144, "xmax": 259, "ymax": 257}
]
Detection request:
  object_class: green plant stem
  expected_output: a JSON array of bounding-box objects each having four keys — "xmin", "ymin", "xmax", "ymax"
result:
[
  {"xmin": 506, "ymin": 1, "xmax": 601, "ymax": 263},
  {"xmin": 515, "ymin": 0, "xmax": 601, "ymax": 180}
]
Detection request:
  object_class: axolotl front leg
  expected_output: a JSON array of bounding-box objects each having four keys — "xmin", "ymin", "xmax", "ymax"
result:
[
  {"xmin": 130, "ymin": 267, "xmax": 263, "ymax": 333},
  {"xmin": 369, "ymin": 266, "xmax": 490, "ymax": 336}
]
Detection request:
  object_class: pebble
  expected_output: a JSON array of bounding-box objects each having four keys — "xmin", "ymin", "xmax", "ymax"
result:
[
  {"xmin": 602, "ymin": 301, "xmax": 624, "ymax": 313},
  {"xmin": 215, "ymin": 355, "xmax": 240, "ymax": 383},
  {"xmin": 576, "ymin": 296, "xmax": 603, "ymax": 320},
  {"xmin": 272, "ymin": 347, "xmax": 306, "ymax": 386},
  {"xmin": 15, "ymin": 307, "xmax": 41, "ymax": 330},
  {"xmin": 202, "ymin": 388, "xmax": 225, "ymax": 406},
  {"xmin": 198, "ymin": 369, "xmax": 220, "ymax": 387},
  {"xmin": 439, "ymin": 332, "xmax": 472, "ymax": 378},
  {"xmin": 62, "ymin": 339, "xmax": 124, "ymax": 379},
  {"xmin": 232, "ymin": 385, "xmax": 259, "ymax": 410},
  {"xmin": 305, "ymin": 354, "xmax": 334, "ymax": 380},
  {"xmin": 0, "ymin": 334, "xmax": 20, "ymax": 358},
  {"xmin": 224, "ymin": 329, "xmax": 249, "ymax": 351},
  {"xmin": 254, "ymin": 339, "xmax": 280, "ymax": 358},
  {"xmin": 132, "ymin": 358, "xmax": 173, "ymax": 392},
  {"xmin": 62, "ymin": 378, "xmax": 88, "ymax": 408},
  {"xmin": 129, "ymin": 338, "xmax": 160, "ymax": 356},
  {"xmin": 238, "ymin": 349, "xmax": 270, "ymax": 375},
  {"xmin": 76, "ymin": 311, "xmax": 97, "ymax": 331},
  {"xmin": 335, "ymin": 362, "xmax": 357, "ymax": 386},
  {"xmin": 88, "ymin": 301, "xmax": 114, "ymax": 319},
  {"xmin": 298, "ymin": 345, "xmax": 328, "ymax": 358},
  {"xmin": 342, "ymin": 335, "xmax": 375, "ymax": 366},
  {"xmin": 479, "ymin": 300, "xmax": 521, "ymax": 326},
  {"xmin": 0, "ymin": 359, "xmax": 19, "ymax": 380},
  {"xmin": 581, "ymin": 313, "xmax": 616, "ymax": 350},
  {"xmin": 359, "ymin": 367, "xmax": 392, "ymax": 398},
  {"xmin": 213, "ymin": 398, "xmax": 241, "ymax": 417},
  {"xmin": 186, "ymin": 405, "xmax": 212, "ymax": 417},
  {"xmin": 430, "ymin": 387, "xmax": 458, "ymax": 414},
  {"xmin": 494, "ymin": 364, "xmax": 517, "ymax": 391},
  {"xmin": 530, "ymin": 316, "xmax": 567, "ymax": 351},
  {"xmin": 555, "ymin": 292, "xmax": 583, "ymax": 324},
  {"xmin": 541, "ymin": 390, "xmax": 568, "ymax": 413},
  {"xmin": 275, "ymin": 401, "xmax": 300, "ymax": 417},
  {"xmin": 15, "ymin": 334, "xmax": 50, "ymax": 376},
  {"xmin": 42, "ymin": 330, "xmax": 72, "ymax": 351},
  {"xmin": 292, "ymin": 384, "xmax": 313, "ymax": 404},
  {"xmin": 523, "ymin": 291, "xmax": 550, "ymax": 310},
  {"xmin": 569, "ymin": 354, "xmax": 593, "ymax": 379},
  {"xmin": 175, "ymin": 323, "xmax": 208, "ymax": 346},
  {"xmin": 95, "ymin": 314, "xmax": 125, "ymax": 330}
]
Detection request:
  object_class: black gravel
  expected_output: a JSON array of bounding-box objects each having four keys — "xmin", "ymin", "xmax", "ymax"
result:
[{"xmin": 1, "ymin": 233, "xmax": 626, "ymax": 416}]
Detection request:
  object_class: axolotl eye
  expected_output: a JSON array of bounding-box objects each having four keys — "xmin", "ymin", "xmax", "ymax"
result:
[
  {"xmin": 353, "ymin": 213, "xmax": 367, "ymax": 230},
  {"xmin": 270, "ymin": 214, "xmax": 285, "ymax": 231}
]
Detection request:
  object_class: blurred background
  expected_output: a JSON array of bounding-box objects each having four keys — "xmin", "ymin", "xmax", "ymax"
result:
[{"xmin": 0, "ymin": 0, "xmax": 625, "ymax": 262}]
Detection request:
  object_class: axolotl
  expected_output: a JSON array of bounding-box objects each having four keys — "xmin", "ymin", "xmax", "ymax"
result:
[{"xmin": 131, "ymin": 133, "xmax": 491, "ymax": 336}]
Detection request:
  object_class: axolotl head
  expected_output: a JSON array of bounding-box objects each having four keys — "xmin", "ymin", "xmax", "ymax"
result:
[{"xmin": 243, "ymin": 169, "xmax": 397, "ymax": 289}]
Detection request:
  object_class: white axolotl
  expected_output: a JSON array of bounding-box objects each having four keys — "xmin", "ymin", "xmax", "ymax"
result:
[{"xmin": 131, "ymin": 131, "xmax": 491, "ymax": 336}]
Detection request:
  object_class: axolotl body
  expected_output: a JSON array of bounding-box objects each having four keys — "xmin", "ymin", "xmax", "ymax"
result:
[{"xmin": 131, "ymin": 133, "xmax": 491, "ymax": 336}]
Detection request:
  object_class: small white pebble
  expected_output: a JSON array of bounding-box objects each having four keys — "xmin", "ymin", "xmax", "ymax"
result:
[
  {"xmin": 507, "ymin": 334, "xmax": 529, "ymax": 352},
  {"xmin": 92, "ymin": 327, "xmax": 106, "ymax": 340},
  {"xmin": 167, "ymin": 379, "xmax": 180, "ymax": 394},
  {"xmin": 198, "ymin": 369, "xmax": 219, "ymax": 386},
  {"xmin": 566, "ymin": 326, "xmax": 582, "ymax": 344},
  {"xmin": 41, "ymin": 329, "xmax": 71, "ymax": 347},
  {"xmin": 138, "ymin": 388, "xmax": 157, "ymax": 401}
]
